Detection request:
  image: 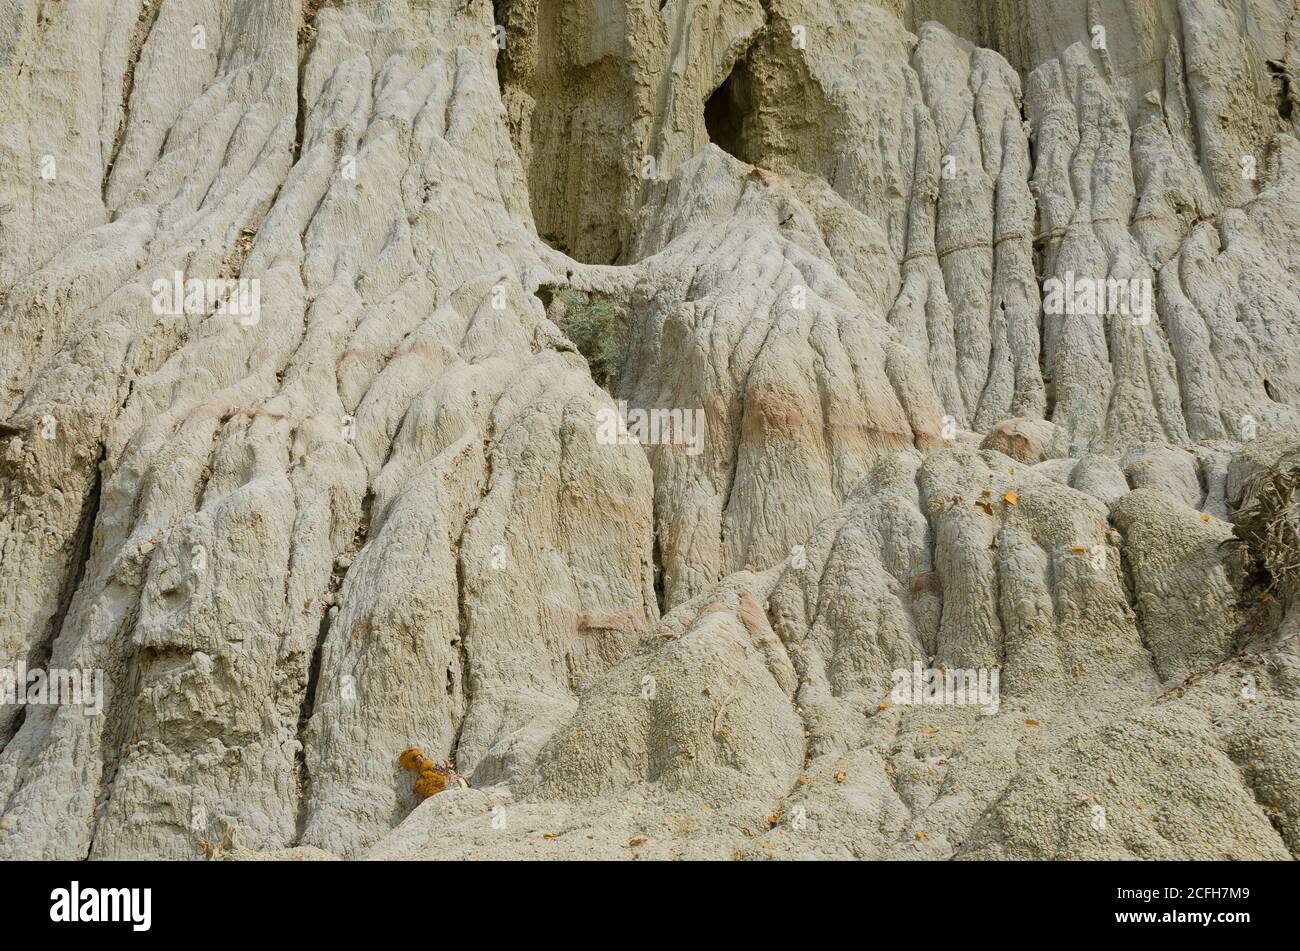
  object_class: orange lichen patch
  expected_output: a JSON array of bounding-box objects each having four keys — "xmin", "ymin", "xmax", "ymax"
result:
[
  {"xmin": 399, "ymin": 748, "xmax": 428, "ymax": 772},
  {"xmin": 834, "ymin": 771, "xmax": 847, "ymax": 784},
  {"xmin": 414, "ymin": 767, "xmax": 448, "ymax": 799},
  {"xmin": 915, "ymin": 831, "xmax": 929, "ymax": 842},
  {"xmin": 767, "ymin": 811, "xmax": 782, "ymax": 827}
]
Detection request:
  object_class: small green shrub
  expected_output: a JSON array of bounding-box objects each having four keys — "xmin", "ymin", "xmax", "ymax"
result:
[{"xmin": 553, "ymin": 290, "xmax": 625, "ymax": 390}]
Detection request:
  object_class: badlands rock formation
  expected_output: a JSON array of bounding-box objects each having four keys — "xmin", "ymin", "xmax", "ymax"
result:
[{"xmin": 0, "ymin": 0, "xmax": 1297, "ymax": 860}]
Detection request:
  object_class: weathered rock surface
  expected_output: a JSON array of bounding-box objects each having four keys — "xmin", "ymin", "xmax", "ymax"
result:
[{"xmin": 0, "ymin": 0, "xmax": 1297, "ymax": 860}]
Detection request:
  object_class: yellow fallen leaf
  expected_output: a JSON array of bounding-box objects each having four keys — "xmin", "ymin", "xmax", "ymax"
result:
[
  {"xmin": 628, "ymin": 836, "xmax": 647, "ymax": 848},
  {"xmin": 1025, "ymin": 719, "xmax": 1039, "ymax": 726},
  {"xmin": 915, "ymin": 831, "xmax": 929, "ymax": 841},
  {"xmin": 1200, "ymin": 513, "xmax": 1211, "ymax": 522},
  {"xmin": 1004, "ymin": 491, "xmax": 1018, "ymax": 505}
]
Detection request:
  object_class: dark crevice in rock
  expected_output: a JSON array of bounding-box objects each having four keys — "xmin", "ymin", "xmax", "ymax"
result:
[
  {"xmin": 70, "ymin": 450, "xmax": 107, "ymax": 855},
  {"xmin": 293, "ymin": 485, "xmax": 371, "ymax": 842},
  {"xmin": 103, "ymin": 0, "xmax": 163, "ymax": 211},
  {"xmin": 291, "ymin": 599, "xmax": 331, "ymax": 842},
  {"xmin": 449, "ymin": 536, "xmax": 472, "ymax": 766},
  {"xmin": 491, "ymin": 0, "xmax": 508, "ymax": 98},
  {"xmin": 704, "ymin": 51, "xmax": 757, "ymax": 164},
  {"xmin": 1267, "ymin": 60, "xmax": 1294, "ymax": 122},
  {"xmin": 294, "ymin": 1, "xmax": 327, "ymax": 163},
  {"xmin": 651, "ymin": 522, "xmax": 666, "ymax": 617},
  {"xmin": 2, "ymin": 439, "xmax": 106, "ymax": 757},
  {"xmin": 56, "ymin": 444, "xmax": 106, "ymax": 663},
  {"xmin": 449, "ymin": 423, "xmax": 497, "ymax": 770}
]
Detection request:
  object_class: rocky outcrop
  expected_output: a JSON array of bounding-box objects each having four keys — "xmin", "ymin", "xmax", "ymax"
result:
[{"xmin": 0, "ymin": 0, "xmax": 1297, "ymax": 860}]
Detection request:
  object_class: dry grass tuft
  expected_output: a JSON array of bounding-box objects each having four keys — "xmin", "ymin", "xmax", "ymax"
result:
[{"xmin": 1227, "ymin": 463, "xmax": 1300, "ymax": 595}]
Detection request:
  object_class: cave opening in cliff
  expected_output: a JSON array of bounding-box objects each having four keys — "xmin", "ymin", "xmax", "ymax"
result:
[
  {"xmin": 704, "ymin": 56, "xmax": 756, "ymax": 163},
  {"xmin": 1267, "ymin": 60, "xmax": 1294, "ymax": 121},
  {"xmin": 491, "ymin": 0, "xmax": 633, "ymax": 265}
]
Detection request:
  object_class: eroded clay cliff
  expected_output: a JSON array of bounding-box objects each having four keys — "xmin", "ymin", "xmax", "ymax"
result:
[{"xmin": 0, "ymin": 0, "xmax": 1298, "ymax": 860}]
